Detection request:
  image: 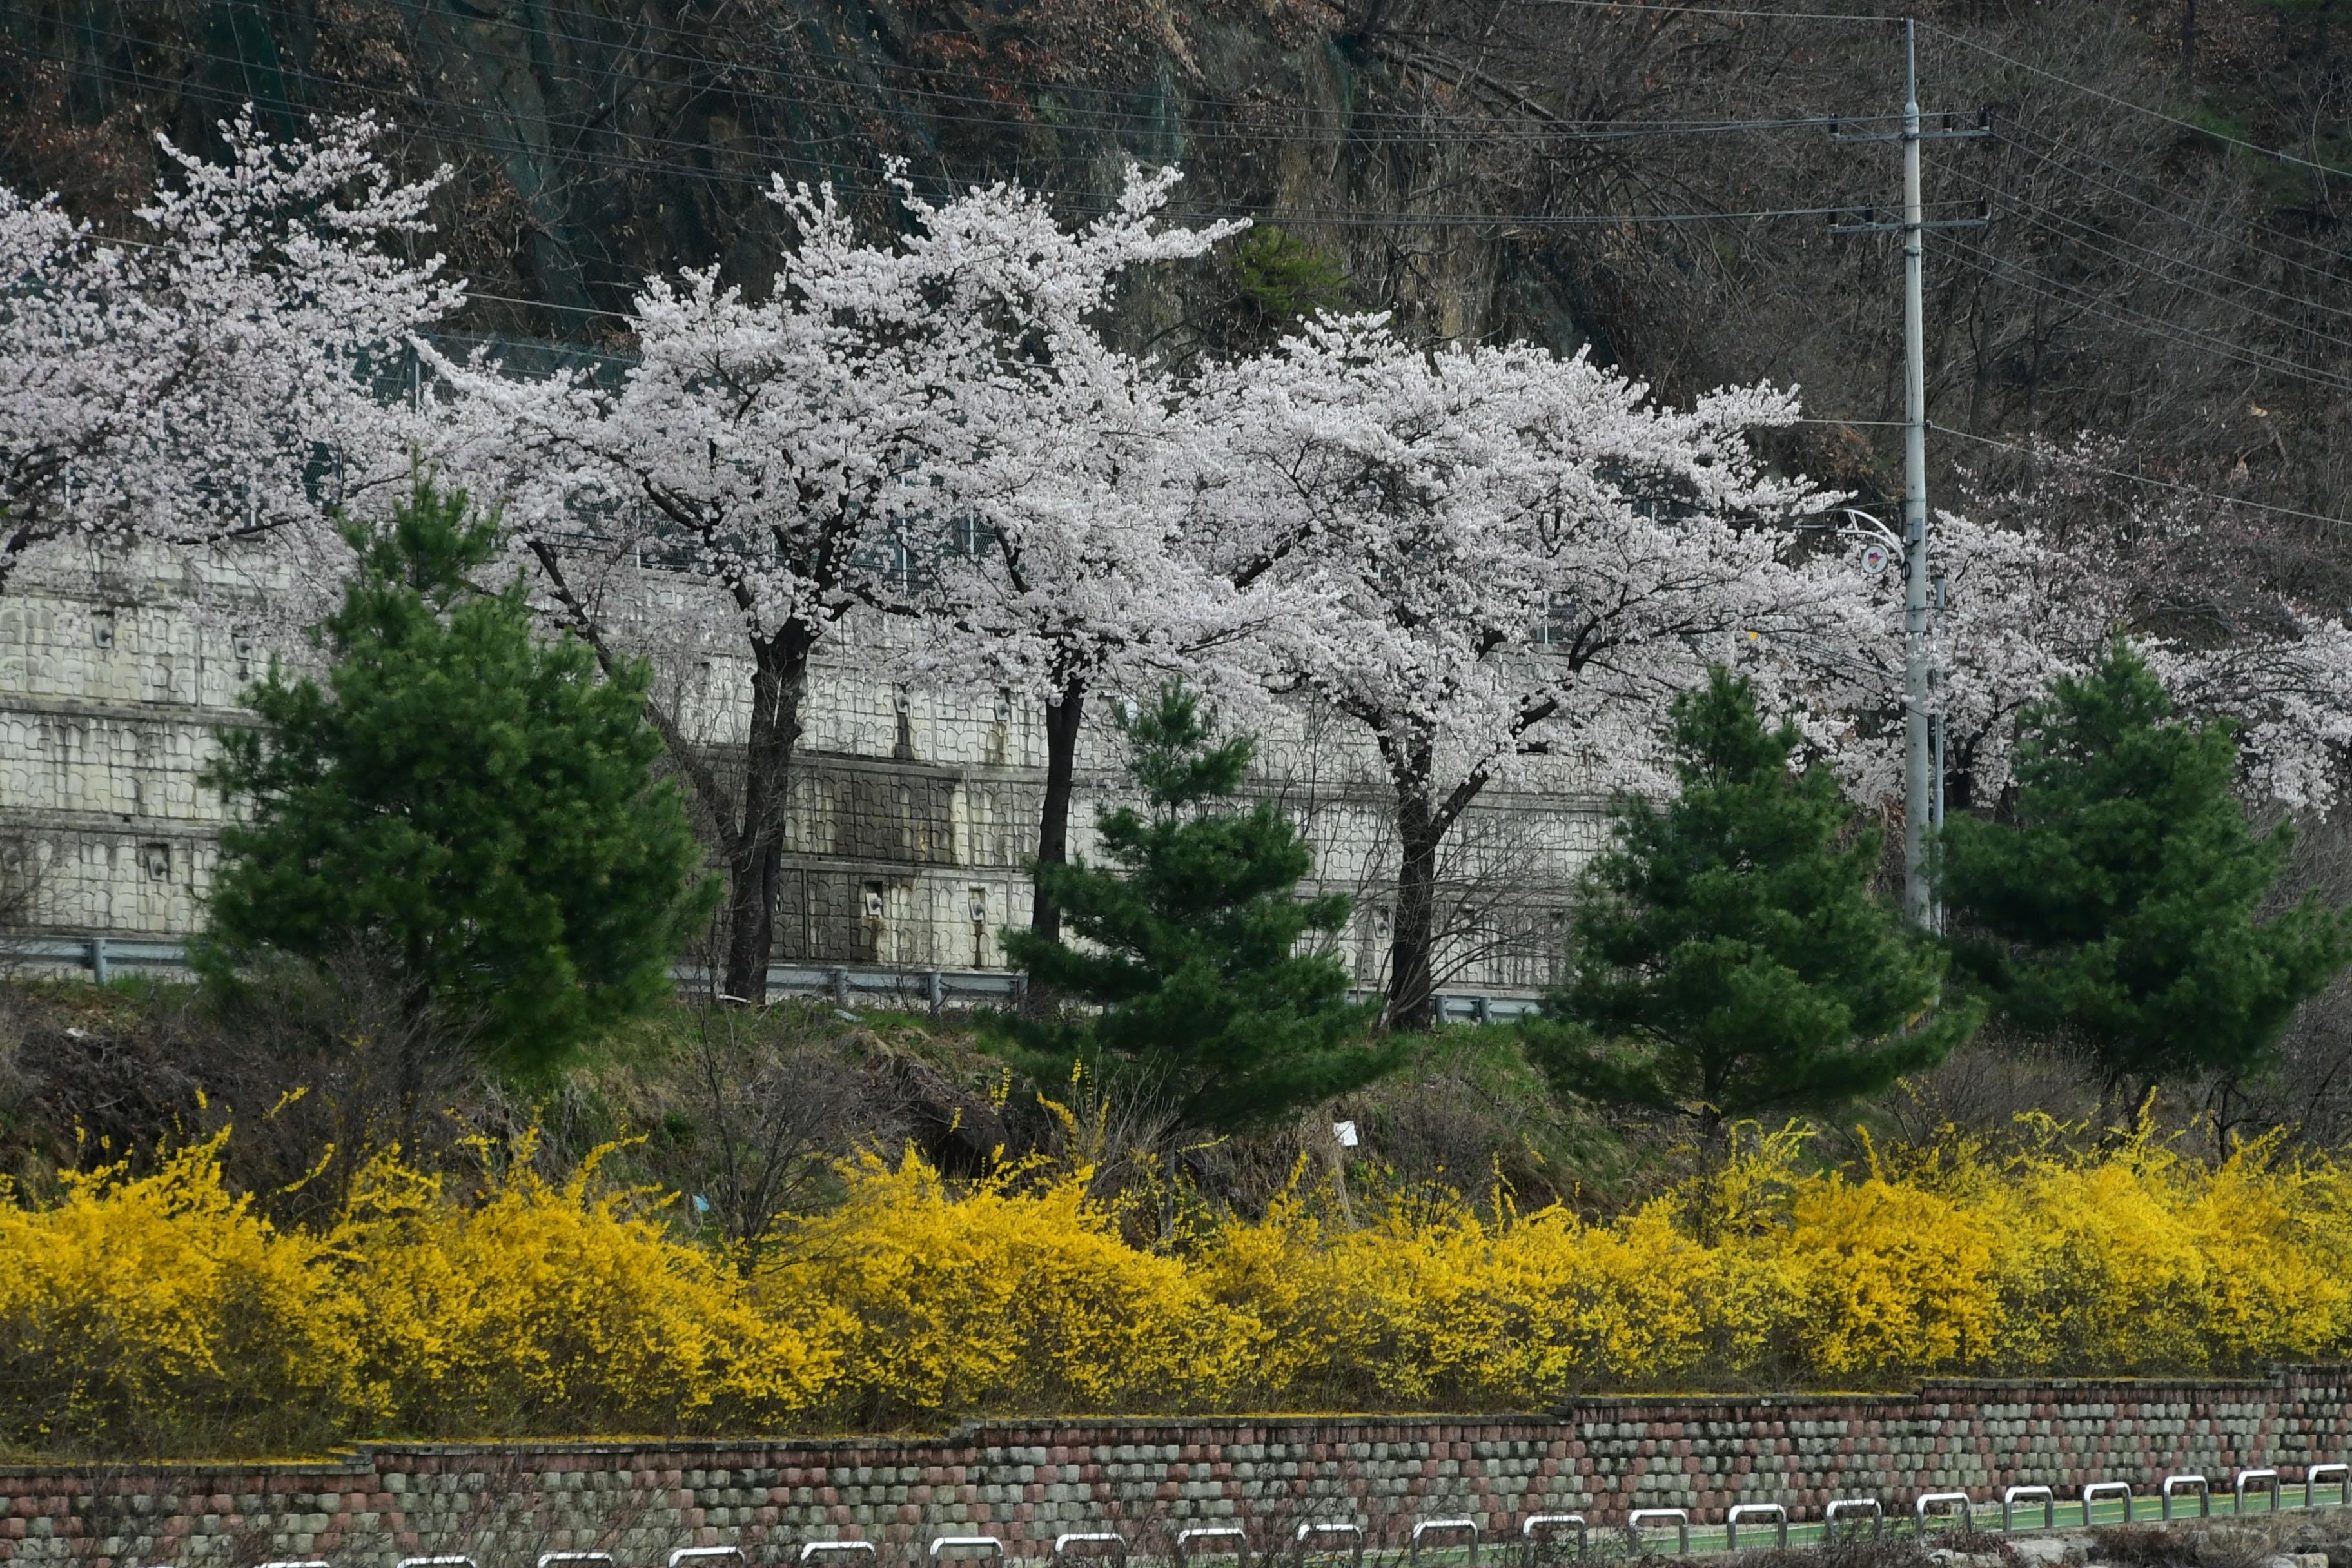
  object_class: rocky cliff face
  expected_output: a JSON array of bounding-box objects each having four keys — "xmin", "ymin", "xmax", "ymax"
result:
[{"xmin": 0, "ymin": 0, "xmax": 1605, "ymax": 358}]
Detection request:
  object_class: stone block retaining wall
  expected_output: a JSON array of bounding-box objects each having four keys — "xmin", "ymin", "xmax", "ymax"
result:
[{"xmin": 4, "ymin": 1369, "xmax": 2347, "ymax": 1568}]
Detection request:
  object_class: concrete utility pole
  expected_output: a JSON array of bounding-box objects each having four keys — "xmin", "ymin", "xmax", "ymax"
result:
[{"xmin": 1833, "ymin": 20, "xmax": 1984, "ymax": 929}]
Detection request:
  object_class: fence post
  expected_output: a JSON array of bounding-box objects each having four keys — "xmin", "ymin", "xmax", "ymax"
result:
[
  {"xmin": 1725, "ymin": 1504, "xmax": 1788, "ymax": 1551},
  {"xmin": 1625, "ymin": 1511, "xmax": 1689, "ymax": 1556},
  {"xmin": 1520, "ymin": 1514, "xmax": 1587, "ymax": 1565},
  {"xmin": 1175, "ymin": 1527, "xmax": 1249, "ymax": 1568},
  {"xmin": 1410, "ymin": 1519, "xmax": 1478, "ymax": 1568},
  {"xmin": 2001, "ymin": 1487, "xmax": 2055, "ymax": 1533}
]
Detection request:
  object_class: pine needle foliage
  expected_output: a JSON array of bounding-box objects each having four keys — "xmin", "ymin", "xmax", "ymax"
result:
[
  {"xmin": 1527, "ymin": 667, "xmax": 1978, "ymax": 1132},
  {"xmin": 991, "ymin": 683, "xmax": 1396, "ymax": 1132},
  {"xmin": 1941, "ymin": 642, "xmax": 2352, "ymax": 1099},
  {"xmin": 201, "ymin": 476, "xmax": 713, "ymax": 1075}
]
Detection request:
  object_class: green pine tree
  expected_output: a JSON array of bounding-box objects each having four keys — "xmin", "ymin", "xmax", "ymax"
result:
[
  {"xmin": 1525, "ymin": 667, "xmax": 1977, "ymax": 1133},
  {"xmin": 1941, "ymin": 642, "xmax": 2351, "ymax": 1102},
  {"xmin": 202, "ymin": 476, "xmax": 714, "ymax": 1075},
  {"xmin": 992, "ymin": 683, "xmax": 1398, "ymax": 1132}
]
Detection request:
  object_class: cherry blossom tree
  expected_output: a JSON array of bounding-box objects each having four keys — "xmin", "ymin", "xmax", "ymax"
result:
[
  {"xmin": 1813, "ymin": 442, "xmax": 2352, "ymax": 820},
  {"xmin": 918, "ymin": 263, "xmax": 1288, "ymax": 947},
  {"xmin": 430, "ymin": 166, "xmax": 1238, "ymax": 1001},
  {"xmin": 0, "ymin": 109, "xmax": 456, "ymax": 598},
  {"xmin": 1183, "ymin": 313, "xmax": 1843, "ymax": 1027}
]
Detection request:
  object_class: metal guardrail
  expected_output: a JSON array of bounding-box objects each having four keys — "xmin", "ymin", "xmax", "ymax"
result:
[
  {"xmin": 1295, "ymin": 1524, "xmax": 1366, "ymax": 1568},
  {"xmin": 1052, "ymin": 1537, "xmax": 1127, "ymax": 1568},
  {"xmin": 1411, "ymin": 1521, "xmax": 1478, "ymax": 1568},
  {"xmin": 2003, "ymin": 1487, "xmax": 2055, "ymax": 1533},
  {"xmin": 1174, "ymin": 1529, "xmax": 1247, "ymax": 1568},
  {"xmin": 1522, "ymin": 1514, "xmax": 1588, "ymax": 1562},
  {"xmin": 1914, "ymin": 1493, "xmax": 1970, "ymax": 1531},
  {"xmin": 1823, "ymin": 1500, "xmax": 1883, "ymax": 1538},
  {"xmin": 10, "ymin": 934, "xmax": 1547, "ymax": 1021},
  {"xmin": 208, "ymin": 1476, "xmax": 2352, "ymax": 1568},
  {"xmin": 1625, "ymin": 1511, "xmax": 1689, "ymax": 1556},
  {"xmin": 1724, "ymin": 1505, "xmax": 1787, "ymax": 1552}
]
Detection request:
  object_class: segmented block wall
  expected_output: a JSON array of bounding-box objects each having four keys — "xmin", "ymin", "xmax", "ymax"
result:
[
  {"xmin": 0, "ymin": 578, "xmax": 1607, "ymax": 992},
  {"xmin": 4, "ymin": 1370, "xmax": 2347, "ymax": 1568}
]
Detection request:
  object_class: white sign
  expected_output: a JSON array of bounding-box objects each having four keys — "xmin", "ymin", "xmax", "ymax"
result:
[{"xmin": 1332, "ymin": 1120, "xmax": 1359, "ymax": 1148}]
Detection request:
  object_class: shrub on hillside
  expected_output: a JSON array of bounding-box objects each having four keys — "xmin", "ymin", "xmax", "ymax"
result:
[{"xmin": 5, "ymin": 1115, "xmax": 2352, "ymax": 1455}]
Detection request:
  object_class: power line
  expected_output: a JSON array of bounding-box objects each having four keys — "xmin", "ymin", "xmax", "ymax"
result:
[
  {"xmin": 1944, "ymin": 239, "xmax": 2352, "ymax": 394},
  {"xmin": 1508, "ymin": 0, "xmax": 1903, "ymax": 21},
  {"xmin": 1925, "ymin": 23, "xmax": 2352, "ymax": 181},
  {"xmin": 1941, "ymin": 170, "xmax": 2352, "ymax": 350},
  {"xmin": 1988, "ymin": 126, "xmax": 2351, "ymax": 285},
  {"xmin": 1950, "ymin": 242, "xmax": 2352, "ymax": 392},
  {"xmin": 1943, "ymin": 164, "xmax": 2352, "ymax": 332},
  {"xmin": 1932, "ymin": 424, "xmax": 2352, "ymax": 530},
  {"xmin": 35, "ymin": 0, "xmax": 1911, "ymax": 144},
  {"xmin": 7, "ymin": 38, "xmax": 1946, "ymax": 236}
]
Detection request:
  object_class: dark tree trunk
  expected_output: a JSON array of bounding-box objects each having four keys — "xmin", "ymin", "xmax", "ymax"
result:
[
  {"xmin": 721, "ymin": 620, "xmax": 815, "ymax": 1004},
  {"xmin": 1386, "ymin": 795, "xmax": 1444, "ymax": 1030},
  {"xmin": 2180, "ymin": 0, "xmax": 2197, "ymax": 82},
  {"xmin": 1030, "ymin": 674, "xmax": 1086, "ymax": 948}
]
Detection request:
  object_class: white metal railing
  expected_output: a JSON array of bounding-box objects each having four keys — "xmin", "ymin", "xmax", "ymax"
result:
[
  {"xmin": 1914, "ymin": 1493, "xmax": 1971, "ymax": 1532},
  {"xmin": 2003, "ymin": 1486, "xmax": 2055, "ymax": 1533},
  {"xmin": 1725, "ymin": 1504, "xmax": 1787, "ymax": 1551},
  {"xmin": 1625, "ymin": 1510, "xmax": 1689, "ymax": 1556},
  {"xmin": 1521, "ymin": 1513, "xmax": 1588, "ymax": 1562},
  {"xmin": 1824, "ymin": 1498, "xmax": 1884, "ymax": 1537},
  {"xmin": 2162, "ymin": 1475, "xmax": 2211, "ymax": 1520},
  {"xmin": 247, "ymin": 1447, "xmax": 2352, "ymax": 1568},
  {"xmin": 1175, "ymin": 1528, "xmax": 1249, "ymax": 1568},
  {"xmin": 1409, "ymin": 1520, "xmax": 1478, "ymax": 1568},
  {"xmin": 1295, "ymin": 1522, "xmax": 1366, "ymax": 1568},
  {"xmin": 1052, "ymin": 1536, "xmax": 1127, "ymax": 1568}
]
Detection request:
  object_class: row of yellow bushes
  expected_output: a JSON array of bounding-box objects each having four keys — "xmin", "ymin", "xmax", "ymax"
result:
[{"xmin": 5, "ymin": 1123, "xmax": 2352, "ymax": 1453}]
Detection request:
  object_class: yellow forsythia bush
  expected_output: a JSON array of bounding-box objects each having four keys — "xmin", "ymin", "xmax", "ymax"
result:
[
  {"xmin": 766, "ymin": 1153, "xmax": 1255, "ymax": 1424},
  {"xmin": 0, "ymin": 1134, "xmax": 371, "ymax": 1453},
  {"xmin": 335, "ymin": 1146, "xmax": 834, "ymax": 1436},
  {"xmin": 8, "ymin": 1120, "xmax": 2352, "ymax": 1455}
]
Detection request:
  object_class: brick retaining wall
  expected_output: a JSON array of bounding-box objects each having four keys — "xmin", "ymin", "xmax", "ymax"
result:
[{"xmin": 5, "ymin": 1369, "xmax": 2349, "ymax": 1568}]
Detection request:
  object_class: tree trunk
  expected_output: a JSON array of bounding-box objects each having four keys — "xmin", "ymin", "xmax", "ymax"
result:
[
  {"xmin": 1030, "ymin": 674, "xmax": 1086, "ymax": 948},
  {"xmin": 721, "ymin": 621, "xmax": 815, "ymax": 1004},
  {"xmin": 1386, "ymin": 796, "xmax": 1443, "ymax": 1030},
  {"xmin": 2179, "ymin": 0, "xmax": 2197, "ymax": 83}
]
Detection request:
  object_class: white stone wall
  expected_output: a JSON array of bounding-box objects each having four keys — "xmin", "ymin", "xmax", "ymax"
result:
[{"xmin": 0, "ymin": 570, "xmax": 1614, "ymax": 997}]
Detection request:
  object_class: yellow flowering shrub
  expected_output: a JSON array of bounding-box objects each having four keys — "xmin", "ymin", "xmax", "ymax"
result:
[
  {"xmin": 1981, "ymin": 1130, "xmax": 2352, "ymax": 1374},
  {"xmin": 1194, "ymin": 1195, "xmax": 1807, "ymax": 1407},
  {"xmin": 1780, "ymin": 1175, "xmax": 1999, "ymax": 1375},
  {"xmin": 337, "ymin": 1144, "xmax": 836, "ymax": 1436},
  {"xmin": 767, "ymin": 1153, "xmax": 1255, "ymax": 1424},
  {"xmin": 0, "ymin": 1134, "xmax": 369, "ymax": 1453},
  {"xmin": 10, "ymin": 1117, "xmax": 2352, "ymax": 1455}
]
